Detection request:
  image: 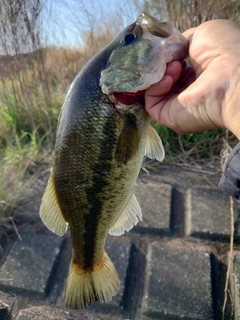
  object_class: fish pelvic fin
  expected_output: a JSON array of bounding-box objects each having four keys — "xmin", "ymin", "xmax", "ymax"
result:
[
  {"xmin": 145, "ymin": 125, "xmax": 165, "ymax": 161},
  {"xmin": 40, "ymin": 173, "xmax": 68, "ymax": 236},
  {"xmin": 65, "ymin": 252, "xmax": 120, "ymax": 309},
  {"xmin": 109, "ymin": 194, "xmax": 142, "ymax": 236}
]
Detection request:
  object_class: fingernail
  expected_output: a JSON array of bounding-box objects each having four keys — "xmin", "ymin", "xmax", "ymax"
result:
[
  {"xmin": 161, "ymin": 75, "xmax": 169, "ymax": 81},
  {"xmin": 167, "ymin": 61, "xmax": 174, "ymax": 69}
]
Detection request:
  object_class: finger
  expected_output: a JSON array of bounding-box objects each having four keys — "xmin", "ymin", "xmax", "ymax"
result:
[
  {"xmin": 174, "ymin": 64, "xmax": 195, "ymax": 91},
  {"xmin": 183, "ymin": 27, "xmax": 197, "ymax": 40},
  {"xmin": 145, "ymin": 61, "xmax": 183, "ymax": 98},
  {"xmin": 146, "ymin": 93, "xmax": 198, "ymax": 134},
  {"xmin": 145, "ymin": 75, "xmax": 174, "ymax": 98},
  {"xmin": 145, "ymin": 93, "xmax": 179, "ymax": 127},
  {"xmin": 165, "ymin": 60, "xmax": 183, "ymax": 82}
]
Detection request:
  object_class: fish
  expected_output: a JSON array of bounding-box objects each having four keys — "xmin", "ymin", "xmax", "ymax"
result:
[{"xmin": 40, "ymin": 13, "xmax": 188, "ymax": 309}]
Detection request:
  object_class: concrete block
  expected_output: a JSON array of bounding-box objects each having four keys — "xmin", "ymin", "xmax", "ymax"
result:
[
  {"xmin": 186, "ymin": 188, "xmax": 238, "ymax": 240},
  {"xmin": 16, "ymin": 305, "xmax": 72, "ymax": 320},
  {"xmin": 0, "ymin": 233, "xmax": 63, "ymax": 299},
  {"xmin": 134, "ymin": 182, "xmax": 172, "ymax": 236},
  {"xmin": 143, "ymin": 241, "xmax": 213, "ymax": 319},
  {"xmin": 0, "ymin": 291, "xmax": 23, "ymax": 320},
  {"xmin": 16, "ymin": 304, "xmax": 127, "ymax": 320},
  {"xmin": 0, "ymin": 300, "xmax": 9, "ymax": 320}
]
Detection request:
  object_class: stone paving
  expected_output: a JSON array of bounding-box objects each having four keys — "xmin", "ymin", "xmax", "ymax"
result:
[{"xmin": 0, "ymin": 167, "xmax": 240, "ymax": 320}]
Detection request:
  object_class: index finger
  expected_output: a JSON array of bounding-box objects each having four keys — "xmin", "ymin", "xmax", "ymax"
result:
[{"xmin": 183, "ymin": 27, "xmax": 197, "ymax": 40}]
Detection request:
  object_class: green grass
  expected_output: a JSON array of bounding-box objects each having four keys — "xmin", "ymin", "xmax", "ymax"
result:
[
  {"xmin": 0, "ymin": 80, "xmax": 63, "ymax": 216},
  {"xmin": 152, "ymin": 121, "xmax": 225, "ymax": 159}
]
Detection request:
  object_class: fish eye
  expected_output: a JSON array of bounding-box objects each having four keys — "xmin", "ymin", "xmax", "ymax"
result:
[{"xmin": 123, "ymin": 33, "xmax": 136, "ymax": 45}]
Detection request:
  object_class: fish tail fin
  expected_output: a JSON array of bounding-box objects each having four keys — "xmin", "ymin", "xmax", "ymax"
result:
[{"xmin": 65, "ymin": 252, "xmax": 120, "ymax": 309}]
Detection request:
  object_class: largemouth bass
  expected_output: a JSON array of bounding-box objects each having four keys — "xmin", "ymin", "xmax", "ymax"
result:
[{"xmin": 40, "ymin": 13, "xmax": 188, "ymax": 309}]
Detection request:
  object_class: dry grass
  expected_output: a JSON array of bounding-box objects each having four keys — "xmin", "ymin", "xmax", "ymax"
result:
[{"xmin": 145, "ymin": 0, "xmax": 240, "ymax": 31}]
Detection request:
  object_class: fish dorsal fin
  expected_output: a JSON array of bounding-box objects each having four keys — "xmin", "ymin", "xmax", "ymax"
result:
[
  {"xmin": 109, "ymin": 194, "xmax": 142, "ymax": 236},
  {"xmin": 40, "ymin": 173, "xmax": 68, "ymax": 236},
  {"xmin": 145, "ymin": 126, "xmax": 165, "ymax": 161}
]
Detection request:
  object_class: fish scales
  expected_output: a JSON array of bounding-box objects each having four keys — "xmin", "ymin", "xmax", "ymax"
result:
[
  {"xmin": 54, "ymin": 89, "xmax": 147, "ymax": 269},
  {"xmin": 40, "ymin": 13, "xmax": 188, "ymax": 309}
]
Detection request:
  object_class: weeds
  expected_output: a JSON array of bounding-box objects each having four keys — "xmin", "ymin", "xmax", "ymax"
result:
[
  {"xmin": 152, "ymin": 121, "xmax": 228, "ymax": 159},
  {"xmin": 0, "ymin": 80, "xmax": 62, "ymax": 216}
]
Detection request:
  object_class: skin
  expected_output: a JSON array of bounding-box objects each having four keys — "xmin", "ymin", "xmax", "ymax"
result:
[{"xmin": 145, "ymin": 19, "xmax": 240, "ymax": 139}]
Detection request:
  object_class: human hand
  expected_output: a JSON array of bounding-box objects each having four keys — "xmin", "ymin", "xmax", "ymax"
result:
[{"xmin": 145, "ymin": 20, "xmax": 240, "ymax": 139}]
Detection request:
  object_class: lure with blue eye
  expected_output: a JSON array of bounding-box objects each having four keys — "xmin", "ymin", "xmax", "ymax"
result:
[{"xmin": 123, "ymin": 33, "xmax": 136, "ymax": 45}]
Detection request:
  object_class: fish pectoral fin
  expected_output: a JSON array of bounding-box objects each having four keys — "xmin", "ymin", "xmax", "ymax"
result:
[
  {"xmin": 40, "ymin": 173, "xmax": 68, "ymax": 236},
  {"xmin": 145, "ymin": 125, "xmax": 165, "ymax": 161},
  {"xmin": 109, "ymin": 194, "xmax": 142, "ymax": 236},
  {"xmin": 115, "ymin": 113, "xmax": 140, "ymax": 164}
]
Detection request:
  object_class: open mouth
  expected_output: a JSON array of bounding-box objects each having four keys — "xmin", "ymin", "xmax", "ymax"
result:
[{"xmin": 114, "ymin": 90, "xmax": 145, "ymax": 105}]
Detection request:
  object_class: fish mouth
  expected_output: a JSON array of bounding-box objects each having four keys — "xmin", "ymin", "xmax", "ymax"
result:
[
  {"xmin": 112, "ymin": 58, "xmax": 185, "ymax": 106},
  {"xmin": 113, "ymin": 90, "xmax": 145, "ymax": 105}
]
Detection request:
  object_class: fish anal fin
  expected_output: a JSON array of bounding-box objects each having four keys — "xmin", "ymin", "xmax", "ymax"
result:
[
  {"xmin": 65, "ymin": 252, "xmax": 120, "ymax": 309},
  {"xmin": 40, "ymin": 173, "xmax": 68, "ymax": 236},
  {"xmin": 145, "ymin": 125, "xmax": 165, "ymax": 161},
  {"xmin": 109, "ymin": 194, "xmax": 142, "ymax": 236}
]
